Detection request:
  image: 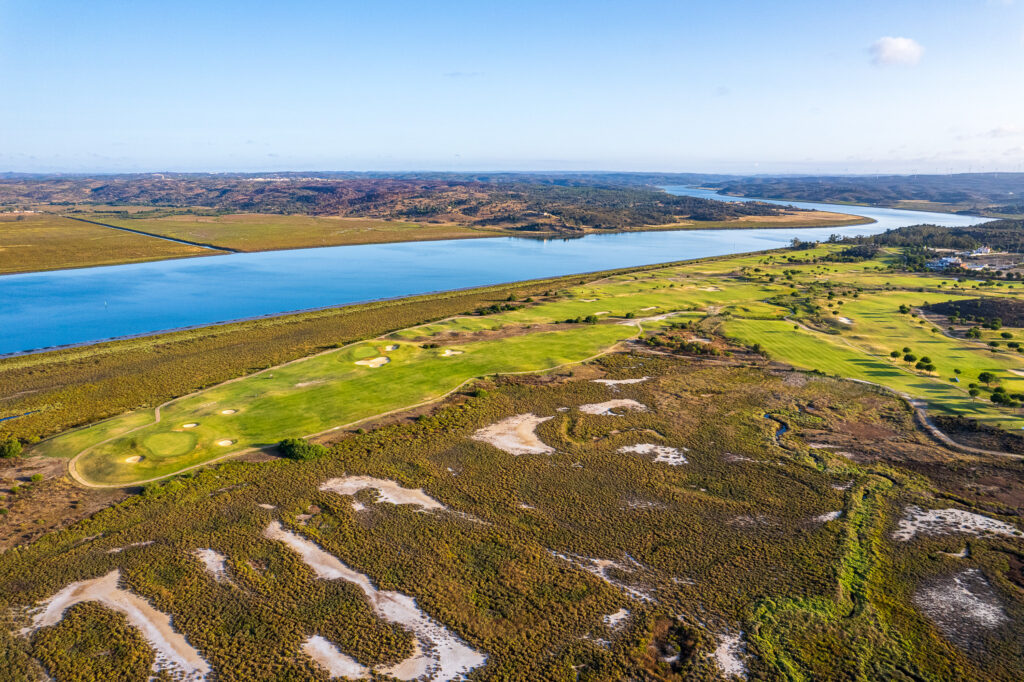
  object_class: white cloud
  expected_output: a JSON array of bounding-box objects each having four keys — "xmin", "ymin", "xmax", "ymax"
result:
[{"xmin": 870, "ymin": 37, "xmax": 924, "ymax": 66}]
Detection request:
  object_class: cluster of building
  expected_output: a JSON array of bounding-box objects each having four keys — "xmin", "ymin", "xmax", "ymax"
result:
[{"xmin": 926, "ymin": 246, "xmax": 1000, "ymax": 271}]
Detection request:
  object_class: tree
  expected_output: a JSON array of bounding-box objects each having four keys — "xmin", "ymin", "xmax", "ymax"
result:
[
  {"xmin": 277, "ymin": 438, "xmax": 327, "ymax": 461},
  {"xmin": 979, "ymin": 371, "xmax": 997, "ymax": 386},
  {"xmin": 0, "ymin": 438, "xmax": 21, "ymax": 459}
]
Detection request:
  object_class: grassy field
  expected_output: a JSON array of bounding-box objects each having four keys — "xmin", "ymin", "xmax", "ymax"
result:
[
  {"xmin": 0, "ymin": 213, "xmax": 215, "ymax": 274},
  {"xmin": 31, "ymin": 242, "xmax": 1024, "ymax": 486},
  {"xmin": 95, "ymin": 213, "xmax": 493, "ymax": 251}
]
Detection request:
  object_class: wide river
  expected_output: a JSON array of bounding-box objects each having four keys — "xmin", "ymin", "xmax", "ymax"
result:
[{"xmin": 0, "ymin": 187, "xmax": 989, "ymax": 355}]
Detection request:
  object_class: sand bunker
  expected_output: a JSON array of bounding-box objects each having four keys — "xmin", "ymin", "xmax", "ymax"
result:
[
  {"xmin": 700, "ymin": 286, "xmax": 722, "ymax": 292},
  {"xmin": 182, "ymin": 423, "xmax": 198, "ymax": 429},
  {"xmin": 712, "ymin": 633, "xmax": 748, "ymax": 680},
  {"xmin": 216, "ymin": 439, "xmax": 235, "ymax": 447},
  {"xmin": 193, "ymin": 549, "xmax": 229, "ymax": 582},
  {"xmin": 914, "ymin": 569, "xmax": 1007, "ymax": 648},
  {"xmin": 592, "ymin": 377, "xmax": 650, "ymax": 385},
  {"xmin": 640, "ymin": 306, "xmax": 658, "ymax": 311},
  {"xmin": 265, "ymin": 522, "xmax": 486, "ymax": 681},
  {"xmin": 220, "ymin": 409, "xmax": 237, "ymax": 415},
  {"xmin": 25, "ymin": 570, "xmax": 210, "ymax": 680},
  {"xmin": 814, "ymin": 511, "xmax": 843, "ymax": 523},
  {"xmin": 837, "ymin": 316, "xmax": 853, "ymax": 325},
  {"xmin": 440, "ymin": 349, "xmax": 463, "ymax": 357},
  {"xmin": 892, "ymin": 506, "xmax": 1023, "ymax": 542},
  {"xmin": 1010, "ymin": 369, "xmax": 1024, "ymax": 378},
  {"xmin": 355, "ymin": 357, "xmax": 390, "ymax": 368},
  {"xmin": 303, "ymin": 635, "xmax": 368, "ymax": 679},
  {"xmin": 618, "ymin": 443, "xmax": 688, "ymax": 466},
  {"xmin": 603, "ymin": 609, "xmax": 630, "ymax": 629},
  {"xmin": 385, "ymin": 344, "xmax": 399, "ymax": 351},
  {"xmin": 320, "ymin": 476, "xmax": 444, "ymax": 511},
  {"xmin": 125, "ymin": 455, "xmax": 143, "ymax": 464},
  {"xmin": 579, "ymin": 399, "xmax": 647, "ymax": 416},
  {"xmin": 472, "ymin": 414, "xmax": 554, "ymax": 455}
]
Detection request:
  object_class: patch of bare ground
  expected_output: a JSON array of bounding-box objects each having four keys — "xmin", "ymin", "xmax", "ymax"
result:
[
  {"xmin": 578, "ymin": 399, "xmax": 647, "ymax": 416},
  {"xmin": 0, "ymin": 457, "xmax": 127, "ymax": 551},
  {"xmin": 320, "ymin": 476, "xmax": 444, "ymax": 510},
  {"xmin": 472, "ymin": 414, "xmax": 554, "ymax": 455},
  {"xmin": 893, "ymin": 506, "xmax": 1023, "ymax": 542},
  {"xmin": 712, "ymin": 632, "xmax": 748, "ymax": 680},
  {"xmin": 25, "ymin": 570, "xmax": 211, "ymax": 679},
  {"xmin": 264, "ymin": 522, "xmax": 486, "ymax": 681},
  {"xmin": 548, "ymin": 550, "xmax": 654, "ymax": 602},
  {"xmin": 914, "ymin": 569, "xmax": 1008, "ymax": 649}
]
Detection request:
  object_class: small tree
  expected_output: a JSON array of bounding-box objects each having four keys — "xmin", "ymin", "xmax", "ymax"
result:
[
  {"xmin": 979, "ymin": 371, "xmax": 997, "ymax": 386},
  {"xmin": 0, "ymin": 438, "xmax": 21, "ymax": 459},
  {"xmin": 277, "ymin": 438, "xmax": 327, "ymax": 461}
]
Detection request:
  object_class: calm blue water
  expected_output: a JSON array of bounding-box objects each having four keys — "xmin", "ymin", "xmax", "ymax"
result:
[{"xmin": 0, "ymin": 188, "xmax": 989, "ymax": 355}]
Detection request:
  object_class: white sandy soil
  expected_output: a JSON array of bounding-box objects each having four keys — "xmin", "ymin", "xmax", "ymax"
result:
[
  {"xmin": 914, "ymin": 569, "xmax": 1007, "ymax": 647},
  {"xmin": 837, "ymin": 316, "xmax": 853, "ymax": 325},
  {"xmin": 264, "ymin": 522, "xmax": 486, "ymax": 681},
  {"xmin": 216, "ymin": 439, "xmax": 235, "ymax": 447},
  {"xmin": 107, "ymin": 540, "xmax": 154, "ymax": 554},
  {"xmin": 814, "ymin": 511, "xmax": 843, "ymax": 523},
  {"xmin": 603, "ymin": 609, "xmax": 630, "ymax": 629},
  {"xmin": 182, "ymin": 423, "xmax": 198, "ymax": 429},
  {"xmin": 893, "ymin": 506, "xmax": 1023, "ymax": 542},
  {"xmin": 303, "ymin": 635, "xmax": 369, "ymax": 679},
  {"xmin": 592, "ymin": 377, "xmax": 650, "ymax": 385},
  {"xmin": 355, "ymin": 357, "xmax": 390, "ymax": 368},
  {"xmin": 26, "ymin": 570, "xmax": 210, "ymax": 680},
  {"xmin": 220, "ymin": 409, "xmax": 237, "ymax": 415},
  {"xmin": 618, "ymin": 443, "xmax": 688, "ymax": 465},
  {"xmin": 385, "ymin": 344, "xmax": 399, "ymax": 351},
  {"xmin": 472, "ymin": 414, "xmax": 554, "ymax": 455},
  {"xmin": 549, "ymin": 551, "xmax": 652, "ymax": 602},
  {"xmin": 320, "ymin": 476, "xmax": 444, "ymax": 511},
  {"xmin": 712, "ymin": 633, "xmax": 748, "ymax": 680},
  {"xmin": 125, "ymin": 455, "xmax": 143, "ymax": 463},
  {"xmin": 193, "ymin": 549, "xmax": 229, "ymax": 582},
  {"xmin": 441, "ymin": 349, "xmax": 463, "ymax": 357},
  {"xmin": 579, "ymin": 399, "xmax": 647, "ymax": 416}
]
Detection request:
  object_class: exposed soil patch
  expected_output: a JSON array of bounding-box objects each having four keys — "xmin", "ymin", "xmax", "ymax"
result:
[
  {"xmin": 355, "ymin": 357, "xmax": 390, "ymax": 368},
  {"xmin": 893, "ymin": 506, "xmax": 1023, "ymax": 542},
  {"xmin": 712, "ymin": 632, "xmax": 748, "ymax": 680},
  {"xmin": 914, "ymin": 569, "xmax": 1008, "ymax": 649},
  {"xmin": 593, "ymin": 376, "xmax": 650, "ymax": 385},
  {"xmin": 26, "ymin": 570, "xmax": 211, "ymax": 679},
  {"xmin": 320, "ymin": 476, "xmax": 444, "ymax": 510},
  {"xmin": 618, "ymin": 443, "xmax": 688, "ymax": 466},
  {"xmin": 471, "ymin": 414, "xmax": 554, "ymax": 455},
  {"xmin": 302, "ymin": 635, "xmax": 368, "ymax": 679},
  {"xmin": 579, "ymin": 399, "xmax": 647, "ymax": 416},
  {"xmin": 265, "ymin": 522, "xmax": 486, "ymax": 681},
  {"xmin": 193, "ymin": 548, "xmax": 229, "ymax": 582}
]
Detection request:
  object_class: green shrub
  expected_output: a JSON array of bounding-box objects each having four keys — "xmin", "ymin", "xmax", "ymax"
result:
[
  {"xmin": 0, "ymin": 438, "xmax": 21, "ymax": 459},
  {"xmin": 277, "ymin": 438, "xmax": 328, "ymax": 461}
]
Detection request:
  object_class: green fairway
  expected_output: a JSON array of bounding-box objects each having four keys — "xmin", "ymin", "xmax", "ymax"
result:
[{"xmin": 59, "ymin": 324, "xmax": 636, "ymax": 486}]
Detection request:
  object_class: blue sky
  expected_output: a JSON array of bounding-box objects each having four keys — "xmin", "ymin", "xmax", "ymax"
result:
[{"xmin": 1, "ymin": 0, "xmax": 1022, "ymax": 173}]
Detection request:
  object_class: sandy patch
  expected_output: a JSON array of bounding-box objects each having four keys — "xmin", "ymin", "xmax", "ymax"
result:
[
  {"xmin": 640, "ymin": 306, "xmax": 658, "ymax": 311},
  {"xmin": 25, "ymin": 570, "xmax": 210, "ymax": 680},
  {"xmin": 193, "ymin": 549, "xmax": 229, "ymax": 582},
  {"xmin": 617, "ymin": 312, "xmax": 679, "ymax": 325},
  {"xmin": 182, "ymin": 423, "xmax": 198, "ymax": 429},
  {"xmin": 1010, "ymin": 369, "xmax": 1024, "ymax": 377},
  {"xmin": 579, "ymin": 399, "xmax": 647, "ymax": 416},
  {"xmin": 712, "ymin": 633, "xmax": 748, "ymax": 680},
  {"xmin": 303, "ymin": 635, "xmax": 368, "ymax": 679},
  {"xmin": 594, "ymin": 310, "xmax": 610, "ymax": 315},
  {"xmin": 351, "ymin": 501, "xmax": 366, "ymax": 512},
  {"xmin": 814, "ymin": 511, "xmax": 843, "ymax": 523},
  {"xmin": 220, "ymin": 409, "xmax": 237, "ymax": 415},
  {"xmin": 384, "ymin": 344, "xmax": 399, "ymax": 351},
  {"xmin": 295, "ymin": 380, "xmax": 325, "ymax": 388},
  {"xmin": 355, "ymin": 357, "xmax": 390, "ymax": 368},
  {"xmin": 107, "ymin": 541, "xmax": 154, "ymax": 554},
  {"xmin": 320, "ymin": 476, "xmax": 444, "ymax": 511},
  {"xmin": 265, "ymin": 522, "xmax": 486, "ymax": 681},
  {"xmin": 125, "ymin": 455, "xmax": 143, "ymax": 464},
  {"xmin": 700, "ymin": 286, "xmax": 722, "ymax": 292},
  {"xmin": 580, "ymin": 298, "xmax": 598, "ymax": 302},
  {"xmin": 893, "ymin": 506, "xmax": 1023, "ymax": 542},
  {"xmin": 216, "ymin": 439, "xmax": 235, "ymax": 447},
  {"xmin": 837, "ymin": 316, "xmax": 853, "ymax": 325},
  {"xmin": 549, "ymin": 551, "xmax": 652, "ymax": 602},
  {"xmin": 472, "ymin": 414, "xmax": 554, "ymax": 455},
  {"xmin": 914, "ymin": 569, "xmax": 1007, "ymax": 648},
  {"xmin": 257, "ymin": 503, "xmax": 276, "ymax": 510},
  {"xmin": 441, "ymin": 349, "xmax": 463, "ymax": 357},
  {"xmin": 593, "ymin": 377, "xmax": 650, "ymax": 385},
  {"xmin": 618, "ymin": 443, "xmax": 688, "ymax": 466},
  {"xmin": 603, "ymin": 609, "xmax": 630, "ymax": 629}
]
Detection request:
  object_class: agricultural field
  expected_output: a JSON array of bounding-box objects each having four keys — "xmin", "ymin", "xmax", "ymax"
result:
[
  {"xmin": 2, "ymin": 352, "xmax": 1023, "ymax": 680},
  {"xmin": 0, "ymin": 213, "xmax": 215, "ymax": 274},
  {"xmin": 91, "ymin": 213, "xmax": 493, "ymax": 252}
]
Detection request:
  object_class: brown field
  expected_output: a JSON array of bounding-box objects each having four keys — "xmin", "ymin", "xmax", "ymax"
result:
[
  {"xmin": 0, "ymin": 213, "xmax": 215, "ymax": 274},
  {"xmin": 96, "ymin": 213, "xmax": 492, "ymax": 252}
]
